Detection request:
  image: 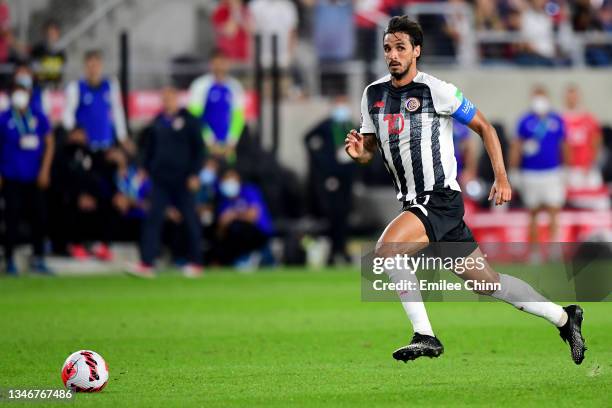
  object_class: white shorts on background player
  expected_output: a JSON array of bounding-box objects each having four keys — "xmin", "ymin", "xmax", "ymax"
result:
[{"xmin": 518, "ymin": 168, "xmax": 565, "ymax": 209}]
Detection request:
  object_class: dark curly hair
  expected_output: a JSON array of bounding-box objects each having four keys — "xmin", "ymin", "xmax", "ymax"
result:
[{"xmin": 384, "ymin": 16, "xmax": 423, "ymax": 61}]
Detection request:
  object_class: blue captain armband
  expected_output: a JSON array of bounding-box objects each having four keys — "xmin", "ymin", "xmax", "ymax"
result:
[{"xmin": 452, "ymin": 94, "xmax": 477, "ymax": 125}]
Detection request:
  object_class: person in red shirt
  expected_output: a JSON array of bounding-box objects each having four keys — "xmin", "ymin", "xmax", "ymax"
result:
[
  {"xmin": 211, "ymin": 0, "xmax": 251, "ymax": 63},
  {"xmin": 562, "ymin": 84, "xmax": 603, "ymax": 190}
]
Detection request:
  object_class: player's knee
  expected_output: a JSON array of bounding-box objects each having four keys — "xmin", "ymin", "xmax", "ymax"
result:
[
  {"xmin": 374, "ymin": 240, "xmax": 396, "ymax": 259},
  {"xmin": 470, "ymin": 272, "xmax": 500, "ymax": 296}
]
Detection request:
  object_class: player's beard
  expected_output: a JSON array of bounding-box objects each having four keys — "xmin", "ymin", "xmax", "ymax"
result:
[{"xmin": 389, "ymin": 59, "xmax": 412, "ymax": 80}]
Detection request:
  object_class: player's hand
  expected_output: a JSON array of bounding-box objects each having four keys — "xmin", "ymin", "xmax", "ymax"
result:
[
  {"xmin": 488, "ymin": 177, "xmax": 512, "ymax": 206},
  {"xmin": 345, "ymin": 129, "xmax": 364, "ymax": 160}
]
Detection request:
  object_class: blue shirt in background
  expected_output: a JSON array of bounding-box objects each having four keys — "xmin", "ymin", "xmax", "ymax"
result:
[
  {"xmin": 0, "ymin": 108, "xmax": 50, "ymax": 182},
  {"xmin": 75, "ymin": 78, "xmax": 116, "ymax": 150},
  {"xmin": 218, "ymin": 184, "xmax": 273, "ymax": 235},
  {"xmin": 453, "ymin": 119, "xmax": 470, "ymax": 175},
  {"xmin": 115, "ymin": 166, "xmax": 151, "ymax": 219},
  {"xmin": 203, "ymin": 83, "xmax": 232, "ymax": 143},
  {"xmin": 517, "ymin": 112, "xmax": 565, "ymax": 171},
  {"xmin": 30, "ymin": 86, "xmax": 45, "ymax": 115}
]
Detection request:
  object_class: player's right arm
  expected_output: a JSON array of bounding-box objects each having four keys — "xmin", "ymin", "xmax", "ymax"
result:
[
  {"xmin": 345, "ymin": 130, "xmax": 376, "ymax": 164},
  {"xmin": 347, "ymin": 87, "xmax": 378, "ymax": 164}
]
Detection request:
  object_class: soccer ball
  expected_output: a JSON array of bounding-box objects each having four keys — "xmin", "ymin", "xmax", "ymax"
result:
[{"xmin": 61, "ymin": 350, "xmax": 109, "ymax": 392}]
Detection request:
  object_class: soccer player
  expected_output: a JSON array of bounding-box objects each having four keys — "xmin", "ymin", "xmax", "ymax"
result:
[{"xmin": 344, "ymin": 16, "xmax": 586, "ymax": 364}]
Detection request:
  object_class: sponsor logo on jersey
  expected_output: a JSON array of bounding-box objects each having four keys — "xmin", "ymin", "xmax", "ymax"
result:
[
  {"xmin": 374, "ymin": 101, "xmax": 385, "ymax": 108},
  {"xmin": 405, "ymin": 97, "xmax": 420, "ymax": 112}
]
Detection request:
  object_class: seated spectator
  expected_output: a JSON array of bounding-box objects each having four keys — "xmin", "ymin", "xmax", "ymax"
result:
[
  {"xmin": 196, "ymin": 158, "xmax": 221, "ymax": 230},
  {"xmin": 474, "ymin": 0, "xmax": 507, "ymax": 61},
  {"xmin": 571, "ymin": 0, "xmax": 611, "ymax": 66},
  {"xmin": 31, "ymin": 19, "xmax": 67, "ymax": 89},
  {"xmin": 602, "ymin": 1, "xmax": 612, "ymax": 32},
  {"xmin": 304, "ymin": 94, "xmax": 356, "ymax": 265},
  {"xmin": 516, "ymin": 0, "xmax": 557, "ymax": 66},
  {"xmin": 562, "ymin": 85, "xmax": 603, "ymax": 190},
  {"xmin": 130, "ymin": 86, "xmax": 204, "ymax": 278},
  {"xmin": 313, "ymin": 0, "xmax": 354, "ymax": 62},
  {"xmin": 111, "ymin": 147, "xmax": 194, "ymax": 264},
  {"xmin": 0, "ymin": 82, "xmax": 54, "ymax": 275},
  {"xmin": 112, "ymin": 149, "xmax": 151, "ymax": 226},
  {"xmin": 188, "ymin": 50, "xmax": 245, "ymax": 163},
  {"xmin": 54, "ymin": 127, "xmax": 115, "ymax": 261},
  {"xmin": 211, "ymin": 0, "xmax": 251, "ymax": 63},
  {"xmin": 248, "ymin": 0, "xmax": 298, "ymax": 69},
  {"xmin": 212, "ymin": 168, "xmax": 273, "ymax": 267}
]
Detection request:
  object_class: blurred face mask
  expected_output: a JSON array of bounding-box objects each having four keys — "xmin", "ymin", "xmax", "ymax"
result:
[
  {"xmin": 531, "ymin": 95, "xmax": 550, "ymax": 116},
  {"xmin": 220, "ymin": 179, "xmax": 240, "ymax": 198},
  {"xmin": 199, "ymin": 168, "xmax": 217, "ymax": 185},
  {"xmin": 15, "ymin": 74, "xmax": 33, "ymax": 90},
  {"xmin": 331, "ymin": 105, "xmax": 351, "ymax": 123},
  {"xmin": 11, "ymin": 90, "xmax": 30, "ymax": 110}
]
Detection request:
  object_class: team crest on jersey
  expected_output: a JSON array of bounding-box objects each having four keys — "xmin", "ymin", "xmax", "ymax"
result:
[{"xmin": 405, "ymin": 97, "xmax": 420, "ymax": 112}]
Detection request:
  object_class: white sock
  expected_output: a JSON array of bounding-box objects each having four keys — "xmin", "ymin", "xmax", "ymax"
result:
[
  {"xmin": 491, "ymin": 273, "xmax": 567, "ymax": 327},
  {"xmin": 387, "ymin": 267, "xmax": 435, "ymax": 336}
]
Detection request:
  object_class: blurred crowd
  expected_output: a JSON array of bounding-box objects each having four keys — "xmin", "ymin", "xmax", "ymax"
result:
[
  {"xmin": 1, "ymin": 46, "xmax": 283, "ymax": 276},
  {"xmin": 207, "ymin": 0, "xmax": 612, "ymax": 77},
  {"xmin": 1, "ymin": 1, "xmax": 611, "ymax": 277}
]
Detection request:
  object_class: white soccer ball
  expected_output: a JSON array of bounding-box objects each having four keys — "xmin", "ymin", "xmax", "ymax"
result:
[{"xmin": 61, "ymin": 350, "xmax": 109, "ymax": 392}]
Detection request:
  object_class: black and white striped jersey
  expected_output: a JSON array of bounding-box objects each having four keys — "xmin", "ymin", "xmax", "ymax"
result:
[{"xmin": 360, "ymin": 71, "xmax": 477, "ymax": 202}]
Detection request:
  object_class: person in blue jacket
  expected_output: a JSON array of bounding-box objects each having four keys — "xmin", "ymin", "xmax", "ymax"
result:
[{"xmin": 0, "ymin": 82, "xmax": 55, "ymax": 275}]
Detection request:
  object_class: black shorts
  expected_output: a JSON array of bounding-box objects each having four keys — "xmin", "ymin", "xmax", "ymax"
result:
[{"xmin": 402, "ymin": 188, "xmax": 476, "ymax": 245}]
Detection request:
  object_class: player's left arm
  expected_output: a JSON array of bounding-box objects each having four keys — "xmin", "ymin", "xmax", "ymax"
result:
[
  {"xmin": 466, "ymin": 110, "xmax": 511, "ymax": 206},
  {"xmin": 433, "ymin": 79, "xmax": 510, "ymax": 205}
]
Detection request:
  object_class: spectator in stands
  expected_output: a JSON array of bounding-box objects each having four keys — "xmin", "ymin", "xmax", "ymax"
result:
[
  {"xmin": 570, "ymin": 0, "xmax": 611, "ymax": 66},
  {"xmin": 31, "ymin": 19, "xmax": 66, "ymax": 89},
  {"xmin": 53, "ymin": 127, "xmax": 115, "ymax": 261},
  {"xmin": 131, "ymin": 86, "xmax": 204, "ymax": 278},
  {"xmin": 516, "ymin": 0, "xmax": 557, "ymax": 66},
  {"xmin": 313, "ymin": 0, "xmax": 354, "ymax": 62},
  {"xmin": 304, "ymin": 94, "xmax": 356, "ymax": 265},
  {"xmin": 212, "ymin": 168, "xmax": 273, "ymax": 267},
  {"xmin": 474, "ymin": 0, "xmax": 507, "ymax": 61},
  {"xmin": 112, "ymin": 149, "xmax": 150, "ymax": 219},
  {"xmin": 510, "ymin": 86, "xmax": 566, "ymax": 251},
  {"xmin": 188, "ymin": 50, "xmax": 245, "ymax": 163},
  {"xmin": 212, "ymin": 0, "xmax": 251, "ymax": 63},
  {"xmin": 63, "ymin": 50, "xmax": 131, "ymax": 153},
  {"xmin": 249, "ymin": 0, "xmax": 298, "ymax": 69},
  {"xmin": 562, "ymin": 84, "xmax": 603, "ymax": 190},
  {"xmin": 13, "ymin": 62, "xmax": 49, "ymax": 116},
  {"xmin": 0, "ymin": 81, "xmax": 54, "ymax": 275},
  {"xmin": 0, "ymin": 30, "xmax": 25, "ymax": 91},
  {"xmin": 475, "ymin": 0, "xmax": 505, "ymax": 30},
  {"xmin": 601, "ymin": 0, "xmax": 612, "ymax": 32},
  {"xmin": 0, "ymin": 0, "xmax": 10, "ymax": 90}
]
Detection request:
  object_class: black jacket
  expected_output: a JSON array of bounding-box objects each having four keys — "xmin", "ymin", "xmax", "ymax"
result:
[{"xmin": 141, "ymin": 109, "xmax": 205, "ymax": 185}]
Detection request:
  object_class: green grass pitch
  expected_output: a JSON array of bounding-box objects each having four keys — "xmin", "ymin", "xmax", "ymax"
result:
[{"xmin": 0, "ymin": 268, "xmax": 610, "ymax": 407}]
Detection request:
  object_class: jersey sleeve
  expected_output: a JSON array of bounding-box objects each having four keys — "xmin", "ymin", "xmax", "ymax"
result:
[
  {"xmin": 430, "ymin": 78, "xmax": 477, "ymax": 125},
  {"xmin": 359, "ymin": 88, "xmax": 376, "ymax": 134}
]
